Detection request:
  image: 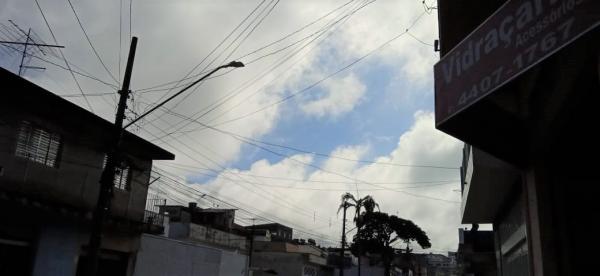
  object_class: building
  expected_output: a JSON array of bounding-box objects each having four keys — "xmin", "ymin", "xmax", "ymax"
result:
[
  {"xmin": 133, "ymin": 203, "xmax": 250, "ymax": 276},
  {"xmin": 251, "ymin": 239, "xmax": 334, "ymax": 276},
  {"xmin": 0, "ymin": 67, "xmax": 175, "ymax": 276},
  {"xmin": 435, "ymin": 1, "xmax": 599, "ymax": 275},
  {"xmin": 159, "ymin": 203, "xmax": 248, "ymax": 252},
  {"xmin": 411, "ymin": 253, "xmax": 459, "ymax": 276},
  {"xmin": 457, "ymin": 227, "xmax": 496, "ymax": 276},
  {"xmin": 245, "ymin": 222, "xmax": 293, "ymax": 242}
]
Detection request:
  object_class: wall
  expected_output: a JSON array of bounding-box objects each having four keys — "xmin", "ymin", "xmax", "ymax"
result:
[
  {"xmin": 252, "ymin": 252, "xmax": 304, "ymax": 276},
  {"xmin": 133, "ymin": 234, "xmax": 248, "ymax": 276},
  {"xmin": 189, "ymin": 224, "xmax": 247, "ymax": 250},
  {"xmin": 31, "ymin": 223, "xmax": 80, "ymax": 276}
]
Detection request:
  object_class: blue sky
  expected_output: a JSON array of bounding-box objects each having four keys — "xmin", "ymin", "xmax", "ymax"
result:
[{"xmin": 232, "ymin": 58, "xmax": 436, "ymax": 170}]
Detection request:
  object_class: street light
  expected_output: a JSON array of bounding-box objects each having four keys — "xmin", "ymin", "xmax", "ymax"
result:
[{"xmin": 124, "ymin": 60, "xmax": 245, "ymax": 129}]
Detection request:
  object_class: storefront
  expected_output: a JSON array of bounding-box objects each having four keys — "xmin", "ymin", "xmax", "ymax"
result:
[{"xmin": 435, "ymin": 0, "xmax": 600, "ymax": 275}]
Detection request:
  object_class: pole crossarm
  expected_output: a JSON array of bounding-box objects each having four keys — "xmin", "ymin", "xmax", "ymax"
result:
[{"xmin": 0, "ymin": 40, "xmax": 64, "ymax": 48}]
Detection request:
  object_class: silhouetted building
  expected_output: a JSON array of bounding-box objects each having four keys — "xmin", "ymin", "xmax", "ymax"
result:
[
  {"xmin": 435, "ymin": 1, "xmax": 600, "ymax": 275},
  {"xmin": 457, "ymin": 227, "xmax": 496, "ymax": 276},
  {"xmin": 412, "ymin": 253, "xmax": 459, "ymax": 276},
  {"xmin": 0, "ymin": 67, "xmax": 175, "ymax": 276}
]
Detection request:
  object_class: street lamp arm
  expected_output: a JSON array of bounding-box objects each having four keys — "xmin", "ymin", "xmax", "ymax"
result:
[{"xmin": 124, "ymin": 61, "xmax": 244, "ymax": 129}]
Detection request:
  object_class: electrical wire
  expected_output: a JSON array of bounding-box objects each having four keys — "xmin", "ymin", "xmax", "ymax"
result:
[
  {"xmin": 66, "ymin": 0, "xmax": 120, "ymax": 85},
  {"xmin": 151, "ymin": 0, "xmax": 373, "ymax": 139},
  {"xmin": 35, "ymin": 0, "xmax": 95, "ymax": 113}
]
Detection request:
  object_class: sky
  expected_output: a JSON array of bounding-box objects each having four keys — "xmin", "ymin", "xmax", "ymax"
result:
[{"xmin": 0, "ymin": 0, "xmax": 471, "ymax": 253}]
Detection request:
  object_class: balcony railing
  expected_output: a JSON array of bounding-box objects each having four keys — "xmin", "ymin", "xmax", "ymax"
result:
[{"xmin": 143, "ymin": 194, "xmax": 166, "ymax": 232}]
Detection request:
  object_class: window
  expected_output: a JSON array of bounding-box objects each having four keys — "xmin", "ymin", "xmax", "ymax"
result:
[
  {"xmin": 15, "ymin": 121, "xmax": 61, "ymax": 167},
  {"xmin": 103, "ymin": 155, "xmax": 131, "ymax": 190}
]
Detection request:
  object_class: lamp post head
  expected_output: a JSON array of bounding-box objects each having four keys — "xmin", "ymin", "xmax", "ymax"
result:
[{"xmin": 226, "ymin": 61, "xmax": 245, "ymax": 68}]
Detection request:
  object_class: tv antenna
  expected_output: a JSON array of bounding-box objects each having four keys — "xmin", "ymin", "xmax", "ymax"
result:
[{"xmin": 0, "ymin": 20, "xmax": 64, "ymax": 76}]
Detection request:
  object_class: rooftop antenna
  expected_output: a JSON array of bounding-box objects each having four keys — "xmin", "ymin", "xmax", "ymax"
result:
[{"xmin": 0, "ymin": 20, "xmax": 64, "ymax": 76}]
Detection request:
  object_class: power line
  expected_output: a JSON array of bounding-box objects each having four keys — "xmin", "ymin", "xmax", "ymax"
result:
[
  {"xmin": 153, "ymin": 168, "xmax": 341, "ymax": 244},
  {"xmin": 407, "ymin": 30, "xmax": 433, "ymax": 47},
  {"xmin": 162, "ymin": 167, "xmax": 456, "ymax": 191},
  {"xmin": 208, "ymin": 27, "xmax": 416, "ymax": 129},
  {"xmin": 235, "ymin": 0, "xmax": 356, "ymax": 61},
  {"xmin": 196, "ymin": 0, "xmax": 373, "ymax": 122},
  {"xmin": 1, "ymin": 43, "xmax": 118, "ymax": 90},
  {"xmin": 160, "ymin": 162, "xmax": 459, "ymax": 185},
  {"xmin": 162, "ymin": 0, "xmax": 280, "ymax": 113},
  {"xmin": 66, "ymin": 0, "xmax": 120, "ymax": 85},
  {"xmin": 150, "ymin": 0, "xmax": 373, "ymax": 140},
  {"xmin": 140, "ymin": 0, "xmax": 268, "ymax": 113},
  {"xmin": 155, "ymin": 171, "xmax": 342, "ymax": 245},
  {"xmin": 143, "ymin": 121, "xmax": 335, "ymax": 223},
  {"xmin": 129, "ymin": 0, "xmax": 133, "ymax": 44},
  {"xmin": 128, "ymin": 0, "xmax": 356, "ymax": 100},
  {"xmin": 119, "ymin": 0, "xmax": 123, "ymax": 83},
  {"xmin": 220, "ymin": 0, "xmax": 280, "ymax": 65},
  {"xmin": 156, "ymin": 106, "xmax": 458, "ymax": 170},
  {"xmin": 145, "ymin": 108, "xmax": 459, "ymax": 203},
  {"xmin": 140, "ymin": 103, "xmax": 459, "ymax": 204},
  {"xmin": 34, "ymin": 0, "xmax": 95, "ymax": 113},
  {"xmin": 157, "ymin": 1, "xmax": 412, "ymax": 140},
  {"xmin": 132, "ymin": 0, "xmax": 361, "ymax": 96}
]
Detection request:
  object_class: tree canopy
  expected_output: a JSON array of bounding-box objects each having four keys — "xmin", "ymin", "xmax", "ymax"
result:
[{"xmin": 350, "ymin": 211, "xmax": 431, "ymax": 275}]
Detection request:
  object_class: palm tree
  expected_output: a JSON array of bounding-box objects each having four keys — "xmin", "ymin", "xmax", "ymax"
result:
[
  {"xmin": 337, "ymin": 193, "xmax": 357, "ymax": 276},
  {"xmin": 338, "ymin": 193, "xmax": 379, "ymax": 276}
]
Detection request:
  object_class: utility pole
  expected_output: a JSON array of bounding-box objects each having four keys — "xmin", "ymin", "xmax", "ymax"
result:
[
  {"xmin": 86, "ymin": 36, "xmax": 138, "ymax": 276},
  {"xmin": 248, "ymin": 218, "xmax": 255, "ymax": 276},
  {"xmin": 340, "ymin": 202, "xmax": 347, "ymax": 276}
]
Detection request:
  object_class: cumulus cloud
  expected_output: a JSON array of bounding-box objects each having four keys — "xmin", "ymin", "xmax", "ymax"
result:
[
  {"xmin": 174, "ymin": 111, "xmax": 463, "ymax": 252},
  {"xmin": 300, "ymin": 73, "xmax": 366, "ymax": 118}
]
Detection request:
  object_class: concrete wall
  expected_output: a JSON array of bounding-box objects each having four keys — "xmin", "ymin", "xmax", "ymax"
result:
[
  {"xmin": 133, "ymin": 234, "xmax": 248, "ymax": 276},
  {"xmin": 26, "ymin": 221, "xmax": 139, "ymax": 276},
  {"xmin": 252, "ymin": 252, "xmax": 304, "ymax": 276},
  {"xmin": 0, "ymin": 114, "xmax": 151, "ymax": 222}
]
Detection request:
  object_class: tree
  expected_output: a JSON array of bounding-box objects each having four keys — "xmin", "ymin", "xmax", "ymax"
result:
[
  {"xmin": 337, "ymin": 193, "xmax": 356, "ymax": 276},
  {"xmin": 352, "ymin": 195, "xmax": 379, "ymax": 276},
  {"xmin": 350, "ymin": 211, "xmax": 431, "ymax": 276}
]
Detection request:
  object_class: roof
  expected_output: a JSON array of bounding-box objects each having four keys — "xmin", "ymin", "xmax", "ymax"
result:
[
  {"xmin": 246, "ymin": 223, "xmax": 292, "ymax": 231},
  {"xmin": 1, "ymin": 67, "xmax": 174, "ymax": 160},
  {"xmin": 160, "ymin": 205, "xmax": 236, "ymax": 213}
]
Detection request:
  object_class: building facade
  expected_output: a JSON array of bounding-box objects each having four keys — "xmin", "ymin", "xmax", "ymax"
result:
[
  {"xmin": 251, "ymin": 241, "xmax": 334, "ymax": 276},
  {"xmin": 435, "ymin": 1, "xmax": 599, "ymax": 275},
  {"xmin": 159, "ymin": 203, "xmax": 248, "ymax": 252},
  {"xmin": 0, "ymin": 68, "xmax": 174, "ymax": 276}
]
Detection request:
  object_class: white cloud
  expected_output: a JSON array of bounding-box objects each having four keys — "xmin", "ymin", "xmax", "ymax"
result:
[
  {"xmin": 300, "ymin": 73, "xmax": 366, "ymax": 118},
  {"xmin": 178, "ymin": 111, "xmax": 463, "ymax": 252}
]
